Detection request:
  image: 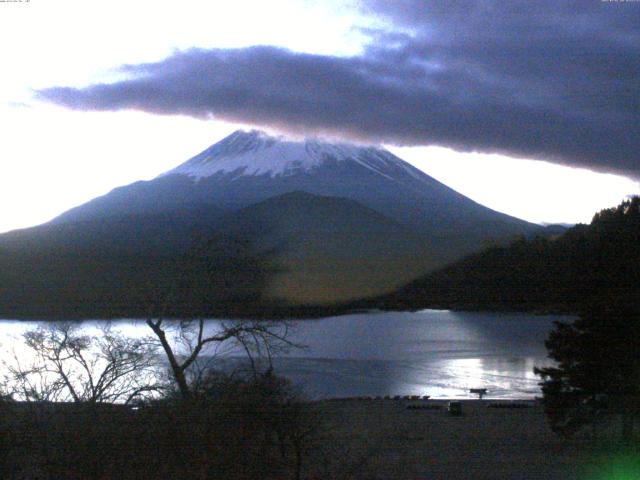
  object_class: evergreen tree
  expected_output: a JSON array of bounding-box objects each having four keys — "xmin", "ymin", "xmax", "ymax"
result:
[{"xmin": 536, "ymin": 301, "xmax": 640, "ymax": 441}]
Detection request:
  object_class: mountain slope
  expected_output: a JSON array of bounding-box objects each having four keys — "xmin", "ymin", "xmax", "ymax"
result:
[{"xmin": 0, "ymin": 206, "xmax": 225, "ymax": 256}]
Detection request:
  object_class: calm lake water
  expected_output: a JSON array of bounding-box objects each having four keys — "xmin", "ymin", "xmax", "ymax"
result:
[{"xmin": 0, "ymin": 310, "xmax": 571, "ymax": 400}]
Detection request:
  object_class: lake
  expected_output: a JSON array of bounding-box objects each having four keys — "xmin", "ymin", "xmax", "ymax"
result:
[{"xmin": 0, "ymin": 310, "xmax": 570, "ymax": 400}]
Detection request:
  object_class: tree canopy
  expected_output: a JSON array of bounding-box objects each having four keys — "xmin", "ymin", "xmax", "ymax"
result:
[{"xmin": 535, "ymin": 301, "xmax": 640, "ymax": 439}]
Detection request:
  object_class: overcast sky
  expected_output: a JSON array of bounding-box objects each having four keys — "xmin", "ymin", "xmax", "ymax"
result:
[{"xmin": 1, "ymin": 0, "xmax": 639, "ymax": 232}]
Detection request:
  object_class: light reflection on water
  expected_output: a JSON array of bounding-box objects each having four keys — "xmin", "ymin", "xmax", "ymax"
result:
[{"xmin": 0, "ymin": 310, "xmax": 571, "ymax": 400}]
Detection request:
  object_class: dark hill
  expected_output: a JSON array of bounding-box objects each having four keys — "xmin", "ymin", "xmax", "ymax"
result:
[{"xmin": 376, "ymin": 197, "xmax": 640, "ymax": 313}]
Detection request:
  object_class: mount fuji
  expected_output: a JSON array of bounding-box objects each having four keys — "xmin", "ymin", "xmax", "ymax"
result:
[
  {"xmin": 55, "ymin": 130, "xmax": 535, "ymax": 240},
  {"xmin": 0, "ymin": 130, "xmax": 541, "ymax": 318}
]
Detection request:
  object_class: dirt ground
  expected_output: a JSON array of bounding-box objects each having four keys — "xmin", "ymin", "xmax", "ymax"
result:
[{"xmin": 312, "ymin": 399, "xmax": 613, "ymax": 480}]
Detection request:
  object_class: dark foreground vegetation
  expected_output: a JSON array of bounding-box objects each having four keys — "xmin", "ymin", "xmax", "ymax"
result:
[
  {"xmin": 536, "ymin": 301, "xmax": 640, "ymax": 444},
  {"xmin": 0, "ymin": 375, "xmax": 330, "ymax": 480},
  {"xmin": 2, "ymin": 395, "xmax": 638, "ymax": 480}
]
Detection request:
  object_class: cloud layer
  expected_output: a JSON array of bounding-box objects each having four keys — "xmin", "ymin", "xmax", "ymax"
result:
[{"xmin": 38, "ymin": 0, "xmax": 640, "ymax": 176}]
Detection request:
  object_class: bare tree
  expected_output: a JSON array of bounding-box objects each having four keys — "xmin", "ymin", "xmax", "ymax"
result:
[
  {"xmin": 2, "ymin": 322, "xmax": 166, "ymax": 404},
  {"xmin": 145, "ymin": 316, "xmax": 296, "ymax": 399},
  {"xmin": 141, "ymin": 232, "xmax": 300, "ymax": 399}
]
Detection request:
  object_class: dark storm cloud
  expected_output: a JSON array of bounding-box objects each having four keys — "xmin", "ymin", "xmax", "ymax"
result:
[{"xmin": 37, "ymin": 0, "xmax": 640, "ymax": 176}]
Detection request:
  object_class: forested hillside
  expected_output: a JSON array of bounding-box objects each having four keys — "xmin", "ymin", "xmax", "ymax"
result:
[{"xmin": 378, "ymin": 197, "xmax": 640, "ymax": 313}]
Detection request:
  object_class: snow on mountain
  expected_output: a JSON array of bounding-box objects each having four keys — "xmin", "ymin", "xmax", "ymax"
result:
[
  {"xmin": 163, "ymin": 130, "xmax": 423, "ymax": 181},
  {"xmin": 54, "ymin": 128, "xmax": 539, "ymax": 242}
]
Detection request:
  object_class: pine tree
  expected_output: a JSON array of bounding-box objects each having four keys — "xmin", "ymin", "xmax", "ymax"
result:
[{"xmin": 536, "ymin": 301, "xmax": 640, "ymax": 441}]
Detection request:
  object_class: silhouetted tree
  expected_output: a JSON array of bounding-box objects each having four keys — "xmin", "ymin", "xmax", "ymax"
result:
[
  {"xmin": 536, "ymin": 301, "xmax": 640, "ymax": 442},
  {"xmin": 2, "ymin": 322, "xmax": 166, "ymax": 404},
  {"xmin": 145, "ymin": 317, "xmax": 295, "ymax": 399},
  {"xmin": 145, "ymin": 236, "xmax": 297, "ymax": 399}
]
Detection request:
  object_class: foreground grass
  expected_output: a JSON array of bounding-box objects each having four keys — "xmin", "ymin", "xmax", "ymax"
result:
[{"xmin": 0, "ymin": 398, "xmax": 633, "ymax": 479}]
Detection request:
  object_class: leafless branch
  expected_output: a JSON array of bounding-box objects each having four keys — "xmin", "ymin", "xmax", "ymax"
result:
[{"xmin": 2, "ymin": 322, "xmax": 167, "ymax": 404}]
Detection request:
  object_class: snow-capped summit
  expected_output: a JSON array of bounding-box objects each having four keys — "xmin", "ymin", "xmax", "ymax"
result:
[
  {"xmin": 164, "ymin": 130, "xmax": 422, "ymax": 181},
  {"xmin": 55, "ymin": 128, "xmax": 538, "ymax": 244}
]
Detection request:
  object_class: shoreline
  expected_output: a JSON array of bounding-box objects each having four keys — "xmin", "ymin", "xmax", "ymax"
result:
[{"xmin": 318, "ymin": 396, "xmax": 540, "ymax": 403}]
